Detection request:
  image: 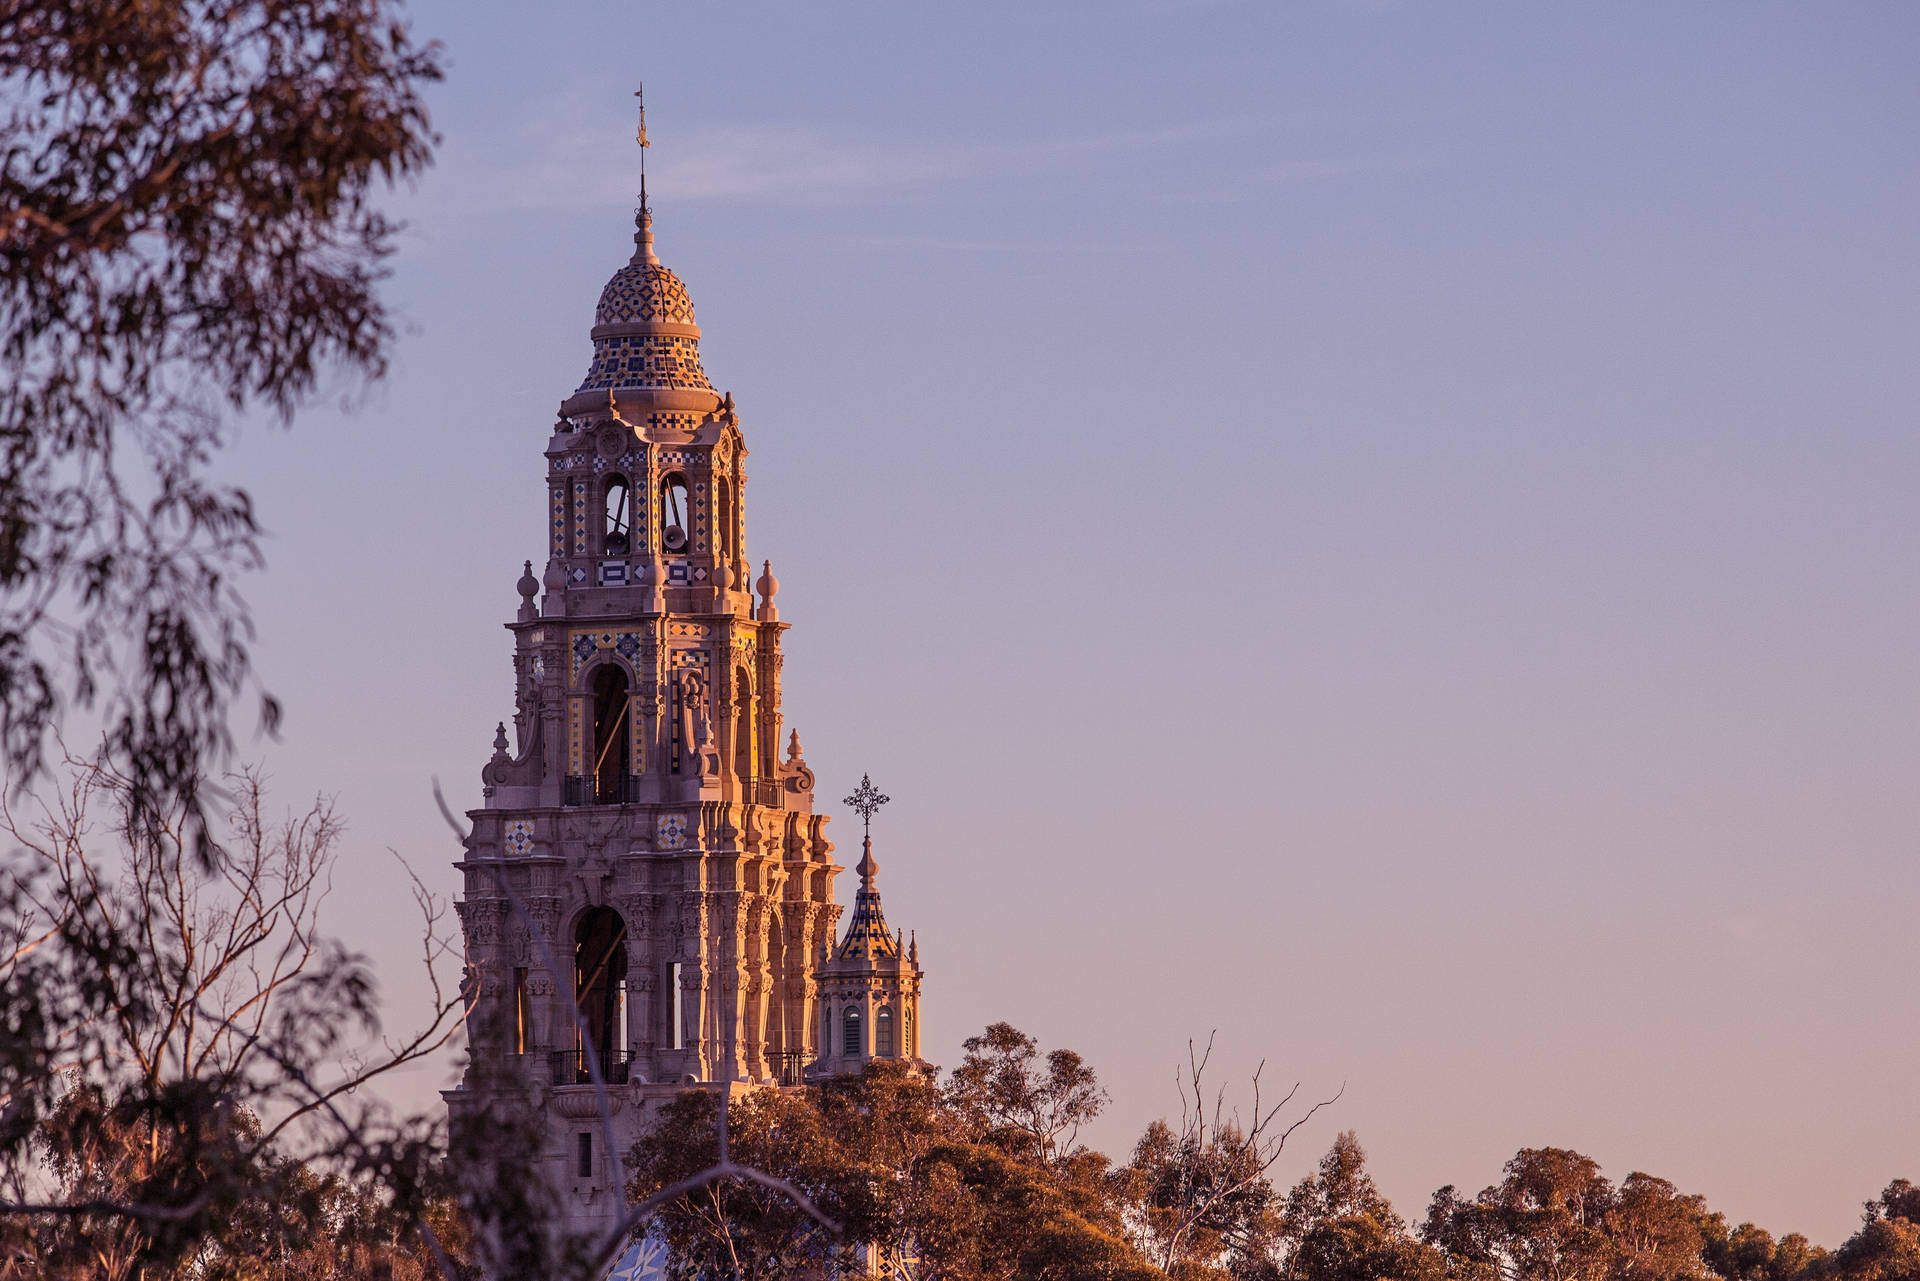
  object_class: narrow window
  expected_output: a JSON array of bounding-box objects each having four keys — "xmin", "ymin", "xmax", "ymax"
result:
[
  {"xmin": 603, "ymin": 475, "xmax": 632, "ymax": 555},
  {"xmin": 876, "ymin": 1006, "xmax": 894, "ymax": 1057},
  {"xmin": 670, "ymin": 961, "xmax": 684, "ymax": 1050},
  {"xmin": 668, "ymin": 673, "xmax": 682, "ymax": 774},
  {"xmin": 513, "ymin": 966, "xmax": 528, "ymax": 1054},
  {"xmin": 716, "ymin": 476, "xmax": 734, "ymax": 564},
  {"xmin": 660, "ymin": 473, "xmax": 690, "ymax": 552},
  {"xmin": 843, "ymin": 1007, "xmax": 863, "ymax": 1057},
  {"xmin": 577, "ymin": 1132, "xmax": 593, "ymax": 1180},
  {"xmin": 616, "ymin": 978, "xmax": 628, "ymax": 1058},
  {"xmin": 820, "ymin": 1001, "xmax": 831, "ymax": 1057}
]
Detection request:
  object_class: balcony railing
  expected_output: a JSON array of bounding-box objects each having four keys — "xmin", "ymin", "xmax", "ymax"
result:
[
  {"xmin": 548, "ymin": 1049, "xmax": 632, "ymax": 1085},
  {"xmin": 564, "ymin": 774, "xmax": 645, "ymax": 806},
  {"xmin": 766, "ymin": 1050, "xmax": 809, "ymax": 1087}
]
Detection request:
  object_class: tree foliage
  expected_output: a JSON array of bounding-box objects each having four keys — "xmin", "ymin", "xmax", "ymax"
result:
[
  {"xmin": 621, "ymin": 1028, "xmax": 1920, "ymax": 1281},
  {"xmin": 0, "ymin": 0, "xmax": 440, "ymax": 857},
  {"xmin": 0, "ymin": 752, "xmax": 469, "ymax": 1280},
  {"xmin": 625, "ymin": 1041, "xmax": 1160, "ymax": 1281}
]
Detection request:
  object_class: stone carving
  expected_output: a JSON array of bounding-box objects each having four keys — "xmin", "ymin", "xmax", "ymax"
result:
[
  {"xmin": 677, "ymin": 669, "xmax": 719, "ymax": 777},
  {"xmin": 524, "ymin": 972, "xmax": 556, "ymax": 1050},
  {"xmin": 524, "ymin": 898, "xmax": 561, "ymax": 943},
  {"xmin": 459, "ymin": 900, "xmax": 508, "ymax": 947},
  {"xmin": 549, "ymin": 1087, "xmax": 624, "ymax": 1119}
]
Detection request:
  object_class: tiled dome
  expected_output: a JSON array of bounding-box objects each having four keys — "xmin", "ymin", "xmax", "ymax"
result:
[
  {"xmin": 575, "ymin": 208, "xmax": 716, "ymax": 400},
  {"xmin": 593, "ymin": 260, "xmax": 696, "ymax": 328}
]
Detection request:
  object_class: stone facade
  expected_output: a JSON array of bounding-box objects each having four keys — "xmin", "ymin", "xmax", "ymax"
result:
[{"xmin": 444, "ymin": 195, "xmax": 925, "ymax": 1247}]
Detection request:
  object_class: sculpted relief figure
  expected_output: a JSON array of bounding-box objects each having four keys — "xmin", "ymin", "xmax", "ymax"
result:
[{"xmin": 678, "ymin": 668, "xmax": 720, "ymax": 777}]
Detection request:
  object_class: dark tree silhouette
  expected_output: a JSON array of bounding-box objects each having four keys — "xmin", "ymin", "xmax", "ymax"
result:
[{"xmin": 0, "ymin": 0, "xmax": 441, "ymax": 859}]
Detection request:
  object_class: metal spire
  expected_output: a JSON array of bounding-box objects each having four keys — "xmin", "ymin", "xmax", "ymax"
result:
[{"xmin": 634, "ymin": 84, "xmax": 650, "ymax": 215}]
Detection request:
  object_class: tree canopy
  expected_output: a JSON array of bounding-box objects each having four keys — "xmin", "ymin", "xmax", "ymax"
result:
[{"xmin": 0, "ymin": 0, "xmax": 440, "ymax": 857}]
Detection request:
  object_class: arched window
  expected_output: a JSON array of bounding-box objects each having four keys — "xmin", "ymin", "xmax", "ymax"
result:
[
  {"xmin": 716, "ymin": 476, "xmax": 734, "ymax": 565},
  {"xmin": 733, "ymin": 665, "xmax": 753, "ymax": 779},
  {"xmin": 820, "ymin": 1001, "xmax": 832, "ymax": 1058},
  {"xmin": 574, "ymin": 907, "xmax": 628, "ymax": 1081},
  {"xmin": 659, "ymin": 473, "xmax": 690, "ymax": 553},
  {"xmin": 590, "ymin": 665, "xmax": 631, "ymax": 803},
  {"xmin": 602, "ymin": 475, "xmax": 631, "ymax": 555},
  {"xmin": 876, "ymin": 1006, "xmax": 894, "ymax": 1057},
  {"xmin": 843, "ymin": 1007, "xmax": 862, "ymax": 1057}
]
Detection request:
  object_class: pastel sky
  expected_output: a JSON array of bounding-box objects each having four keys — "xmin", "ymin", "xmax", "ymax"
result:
[{"xmin": 221, "ymin": 1, "xmax": 1919, "ymax": 1247}]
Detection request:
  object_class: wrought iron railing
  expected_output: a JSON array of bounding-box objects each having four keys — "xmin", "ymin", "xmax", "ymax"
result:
[
  {"xmin": 548, "ymin": 1049, "xmax": 632, "ymax": 1085},
  {"xmin": 766, "ymin": 1050, "xmax": 808, "ymax": 1087},
  {"xmin": 564, "ymin": 774, "xmax": 644, "ymax": 806}
]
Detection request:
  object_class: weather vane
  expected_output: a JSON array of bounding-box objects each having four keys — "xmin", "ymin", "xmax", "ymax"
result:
[
  {"xmin": 843, "ymin": 773, "xmax": 890, "ymax": 840},
  {"xmin": 634, "ymin": 84, "xmax": 650, "ymax": 210}
]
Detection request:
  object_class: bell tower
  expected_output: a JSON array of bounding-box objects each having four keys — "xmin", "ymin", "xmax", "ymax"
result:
[{"xmin": 444, "ymin": 97, "xmax": 925, "ymax": 1244}]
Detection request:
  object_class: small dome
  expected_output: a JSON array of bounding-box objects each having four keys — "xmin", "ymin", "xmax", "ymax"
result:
[
  {"xmin": 573, "ymin": 209, "xmax": 716, "ymax": 405},
  {"xmin": 593, "ymin": 260, "xmax": 697, "ymax": 328}
]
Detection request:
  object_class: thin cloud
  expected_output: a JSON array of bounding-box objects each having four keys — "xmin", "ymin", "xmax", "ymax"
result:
[
  {"xmin": 825, "ymin": 232, "xmax": 1152, "ymax": 255},
  {"xmin": 660, "ymin": 123, "xmax": 1203, "ymax": 202},
  {"xmin": 444, "ymin": 91, "xmax": 1284, "ymax": 211}
]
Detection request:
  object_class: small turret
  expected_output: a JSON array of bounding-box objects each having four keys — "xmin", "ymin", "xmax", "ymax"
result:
[{"xmin": 813, "ymin": 775, "xmax": 926, "ymax": 1076}]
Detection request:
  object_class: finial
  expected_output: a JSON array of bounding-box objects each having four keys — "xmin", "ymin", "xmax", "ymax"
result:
[
  {"xmin": 909, "ymin": 931, "xmax": 918, "ymax": 964},
  {"xmin": 516, "ymin": 560, "xmax": 539, "ymax": 620},
  {"xmin": 756, "ymin": 559, "xmax": 780, "ymax": 622},
  {"xmin": 632, "ymin": 86, "xmax": 659, "ymax": 265},
  {"xmin": 843, "ymin": 774, "xmax": 890, "ymax": 836},
  {"xmin": 607, "ymin": 386, "xmax": 639, "ymax": 431},
  {"xmin": 491, "ymin": 721, "xmax": 510, "ymax": 761},
  {"xmin": 844, "ymin": 773, "xmax": 890, "ymax": 892},
  {"xmin": 786, "ymin": 729, "xmax": 803, "ymax": 762}
]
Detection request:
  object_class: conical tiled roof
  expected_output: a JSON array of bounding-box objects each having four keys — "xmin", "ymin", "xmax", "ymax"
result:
[{"xmin": 835, "ymin": 837, "xmax": 900, "ymax": 961}]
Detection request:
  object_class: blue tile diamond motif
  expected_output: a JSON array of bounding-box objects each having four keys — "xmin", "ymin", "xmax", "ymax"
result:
[
  {"xmin": 605, "ymin": 1234, "xmax": 670, "ymax": 1281},
  {"xmin": 572, "ymin": 635, "xmax": 597, "ymax": 665}
]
